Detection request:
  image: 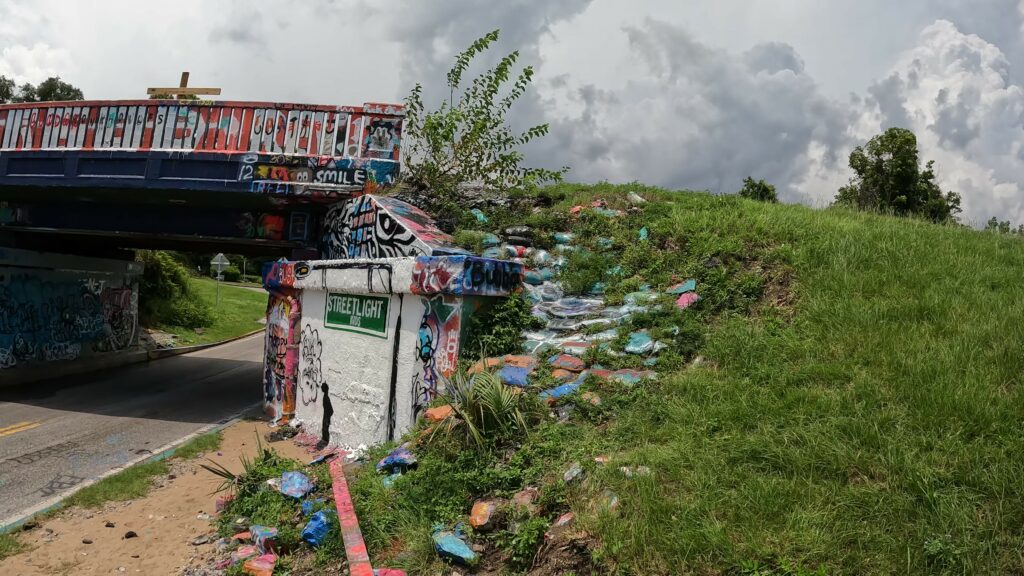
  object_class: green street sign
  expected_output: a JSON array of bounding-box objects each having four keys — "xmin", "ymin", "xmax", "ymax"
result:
[{"xmin": 324, "ymin": 293, "xmax": 391, "ymax": 338}]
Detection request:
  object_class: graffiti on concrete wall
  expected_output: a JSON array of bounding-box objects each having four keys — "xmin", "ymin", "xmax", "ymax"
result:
[
  {"xmin": 237, "ymin": 212, "xmax": 286, "ymax": 240},
  {"xmin": 362, "ymin": 117, "xmax": 402, "ymax": 160},
  {"xmin": 321, "ymin": 195, "xmax": 466, "ymax": 260},
  {"xmin": 299, "ymin": 323, "xmax": 323, "ymax": 406},
  {"xmin": 410, "ymin": 255, "xmax": 524, "ymax": 296},
  {"xmin": 263, "ymin": 291, "xmax": 300, "ymax": 424},
  {"xmin": 0, "ymin": 272, "xmax": 138, "ymax": 370},
  {"xmin": 243, "ymin": 156, "xmax": 401, "ymax": 200},
  {"xmin": 413, "ymin": 295, "xmax": 462, "ymax": 416}
]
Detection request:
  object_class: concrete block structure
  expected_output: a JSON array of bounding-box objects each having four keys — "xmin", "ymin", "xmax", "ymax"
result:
[{"xmin": 262, "ymin": 195, "xmax": 522, "ymax": 446}]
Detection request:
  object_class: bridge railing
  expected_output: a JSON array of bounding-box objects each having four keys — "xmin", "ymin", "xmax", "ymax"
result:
[{"xmin": 0, "ymin": 100, "xmax": 403, "ymax": 161}]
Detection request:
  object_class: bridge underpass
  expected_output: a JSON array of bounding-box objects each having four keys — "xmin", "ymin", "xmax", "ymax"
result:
[{"xmin": 0, "ymin": 98, "xmax": 405, "ymax": 377}]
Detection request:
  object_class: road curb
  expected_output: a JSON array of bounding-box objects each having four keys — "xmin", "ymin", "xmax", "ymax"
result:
[
  {"xmin": 0, "ymin": 403, "xmax": 263, "ymax": 534},
  {"xmin": 0, "ymin": 328, "xmax": 265, "ymax": 388}
]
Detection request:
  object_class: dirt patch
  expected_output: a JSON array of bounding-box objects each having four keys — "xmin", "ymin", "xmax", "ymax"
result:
[
  {"xmin": 0, "ymin": 419, "xmax": 310, "ymax": 575},
  {"xmin": 528, "ymin": 532, "xmax": 603, "ymax": 575}
]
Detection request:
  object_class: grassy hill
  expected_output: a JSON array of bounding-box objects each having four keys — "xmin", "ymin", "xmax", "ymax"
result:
[{"xmin": 353, "ymin": 184, "xmax": 1024, "ymax": 575}]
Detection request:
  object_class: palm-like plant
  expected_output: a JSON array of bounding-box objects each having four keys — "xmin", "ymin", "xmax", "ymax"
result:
[{"xmin": 429, "ymin": 369, "xmax": 539, "ymax": 451}]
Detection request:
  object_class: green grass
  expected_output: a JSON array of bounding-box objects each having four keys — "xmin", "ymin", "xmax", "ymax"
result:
[
  {"xmin": 0, "ymin": 533, "xmax": 25, "ymax": 561},
  {"xmin": 352, "ymin": 183, "xmax": 1024, "ymax": 575},
  {"xmin": 157, "ymin": 277, "xmax": 267, "ymax": 345},
  {"xmin": 63, "ymin": 461, "xmax": 170, "ymax": 509},
  {"xmin": 172, "ymin": 431, "xmax": 223, "ymax": 459}
]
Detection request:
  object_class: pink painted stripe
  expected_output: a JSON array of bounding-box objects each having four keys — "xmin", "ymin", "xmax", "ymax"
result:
[{"xmin": 330, "ymin": 458, "xmax": 375, "ymax": 576}]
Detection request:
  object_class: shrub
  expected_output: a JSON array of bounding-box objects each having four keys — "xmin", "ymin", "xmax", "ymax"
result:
[
  {"xmin": 461, "ymin": 294, "xmax": 543, "ymax": 357},
  {"xmin": 221, "ymin": 266, "xmax": 241, "ymax": 282},
  {"xmin": 136, "ymin": 250, "xmax": 214, "ymax": 329},
  {"xmin": 739, "ymin": 177, "xmax": 779, "ymax": 203}
]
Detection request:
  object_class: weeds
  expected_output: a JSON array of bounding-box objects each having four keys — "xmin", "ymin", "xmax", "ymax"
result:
[
  {"xmin": 63, "ymin": 461, "xmax": 169, "ymax": 509},
  {"xmin": 428, "ymin": 370, "xmax": 542, "ymax": 451},
  {"xmin": 0, "ymin": 533, "xmax": 24, "ymax": 561}
]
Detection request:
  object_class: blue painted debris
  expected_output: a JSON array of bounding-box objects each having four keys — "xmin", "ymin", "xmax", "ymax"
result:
[
  {"xmin": 470, "ymin": 208, "xmax": 488, "ymax": 223},
  {"xmin": 499, "ymin": 365, "xmax": 532, "ymax": 387},
  {"xmin": 250, "ymin": 525, "xmax": 278, "ymax": 554},
  {"xmin": 433, "ymin": 523, "xmax": 478, "ymax": 566},
  {"xmin": 279, "ymin": 471, "xmax": 314, "ymax": 498},
  {"xmin": 377, "ymin": 445, "xmax": 417, "ymax": 474},
  {"xmin": 564, "ymin": 461, "xmax": 584, "ymax": 483},
  {"xmin": 625, "ymin": 331, "xmax": 654, "ymax": 355},
  {"xmin": 301, "ymin": 499, "xmax": 326, "ymax": 516},
  {"xmin": 554, "ymin": 232, "xmax": 574, "ymax": 244},
  {"xmin": 301, "ymin": 511, "xmax": 333, "ymax": 547},
  {"xmin": 540, "ymin": 268, "xmax": 557, "ymax": 281},
  {"xmin": 382, "ymin": 472, "xmax": 402, "ymax": 488},
  {"xmin": 639, "ymin": 227, "xmax": 649, "ymax": 241},
  {"xmin": 643, "ymin": 357, "xmax": 658, "ymax": 367},
  {"xmin": 482, "ymin": 247, "xmax": 503, "ymax": 259},
  {"xmin": 666, "ymin": 279, "xmax": 697, "ymax": 294},
  {"xmin": 481, "ymin": 233, "xmax": 500, "ymax": 247}
]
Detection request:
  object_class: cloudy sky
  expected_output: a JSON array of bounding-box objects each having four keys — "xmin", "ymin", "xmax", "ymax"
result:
[{"xmin": 2, "ymin": 0, "xmax": 1023, "ymax": 226}]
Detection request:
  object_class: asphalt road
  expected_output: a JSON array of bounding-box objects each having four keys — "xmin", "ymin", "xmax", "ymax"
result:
[{"xmin": 0, "ymin": 334, "xmax": 265, "ymax": 525}]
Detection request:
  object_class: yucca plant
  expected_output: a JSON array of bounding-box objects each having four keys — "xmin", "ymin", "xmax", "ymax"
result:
[
  {"xmin": 200, "ymin": 433, "xmax": 281, "ymax": 495},
  {"xmin": 429, "ymin": 368, "xmax": 540, "ymax": 451}
]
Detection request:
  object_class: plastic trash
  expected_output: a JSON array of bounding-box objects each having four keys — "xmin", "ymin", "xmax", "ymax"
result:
[
  {"xmin": 301, "ymin": 510, "xmax": 333, "ymax": 547},
  {"xmin": 470, "ymin": 208, "xmax": 488, "ymax": 223},
  {"xmin": 376, "ymin": 445, "xmax": 417, "ymax": 474},
  {"xmin": 432, "ymin": 523, "xmax": 478, "ymax": 566},
  {"xmin": 278, "ymin": 471, "xmax": 314, "ymax": 498}
]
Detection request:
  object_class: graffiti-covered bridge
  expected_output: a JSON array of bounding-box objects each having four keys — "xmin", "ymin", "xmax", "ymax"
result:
[{"xmin": 0, "ymin": 99, "xmax": 405, "ymax": 256}]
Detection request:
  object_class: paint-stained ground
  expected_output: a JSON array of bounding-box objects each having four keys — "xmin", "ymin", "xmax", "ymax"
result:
[
  {"xmin": 0, "ymin": 334, "xmax": 264, "ymax": 524},
  {"xmin": 0, "ymin": 419, "xmax": 311, "ymax": 575}
]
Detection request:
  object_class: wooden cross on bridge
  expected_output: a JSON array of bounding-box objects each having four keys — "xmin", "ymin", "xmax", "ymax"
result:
[{"xmin": 146, "ymin": 72, "xmax": 221, "ymax": 99}]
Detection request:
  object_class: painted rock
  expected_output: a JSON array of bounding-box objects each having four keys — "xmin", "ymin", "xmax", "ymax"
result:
[
  {"xmin": 563, "ymin": 462, "xmax": 584, "ymax": 483},
  {"xmin": 638, "ymin": 227, "xmax": 649, "ymax": 241},
  {"xmin": 469, "ymin": 357, "xmax": 504, "ymax": 374},
  {"xmin": 559, "ymin": 341, "xmax": 591, "ymax": 357},
  {"xmin": 249, "ymin": 526, "xmax": 278, "ymax": 554},
  {"xmin": 540, "ymin": 267, "xmax": 557, "ymax": 281},
  {"xmin": 278, "ymin": 471, "xmax": 313, "ymax": 499},
  {"xmin": 432, "ymin": 525, "xmax": 478, "ymax": 566},
  {"xmin": 215, "ymin": 494, "xmax": 235, "ymax": 514},
  {"xmin": 625, "ymin": 331, "xmax": 654, "ymax": 355},
  {"xmin": 541, "ymin": 296, "xmax": 604, "ymax": 317},
  {"xmin": 300, "ymin": 510, "xmax": 333, "ymax": 547},
  {"xmin": 507, "ymin": 236, "xmax": 534, "ymax": 247},
  {"xmin": 599, "ymin": 489, "xmax": 620, "ymax": 511},
  {"xmin": 469, "ymin": 500, "xmax": 501, "ymax": 531},
  {"xmin": 470, "ymin": 208, "xmax": 488, "ymax": 223},
  {"xmin": 425, "ymin": 405, "xmax": 454, "ymax": 422},
  {"xmin": 676, "ymin": 292, "xmax": 701, "ymax": 310},
  {"xmin": 588, "ymin": 282, "xmax": 607, "ymax": 295},
  {"xmin": 532, "ymin": 249, "xmax": 553, "ymax": 265},
  {"xmin": 481, "ymin": 247, "xmax": 503, "ymax": 259},
  {"xmin": 524, "ymin": 270, "xmax": 545, "ymax": 285},
  {"xmin": 549, "ymin": 354, "xmax": 586, "ymax": 372},
  {"xmin": 545, "ymin": 512, "xmax": 576, "ymax": 541},
  {"xmin": 666, "ymin": 279, "xmax": 697, "ymax": 294},
  {"xmin": 553, "ymin": 232, "xmax": 575, "ymax": 244},
  {"xmin": 551, "ymin": 368, "xmax": 576, "ymax": 382},
  {"xmin": 569, "ymin": 205, "xmax": 584, "ymax": 215},
  {"xmin": 594, "ymin": 455, "xmax": 611, "ymax": 465},
  {"xmin": 374, "ymin": 570, "xmax": 409, "ymax": 576},
  {"xmin": 499, "ymin": 365, "xmax": 532, "ymax": 387},
  {"xmin": 539, "ymin": 371, "xmax": 589, "ymax": 401},
  {"xmin": 242, "ymin": 553, "xmax": 277, "ymax": 576},
  {"xmin": 624, "ymin": 291, "xmax": 657, "ymax": 306},
  {"xmin": 231, "ymin": 544, "xmax": 260, "ymax": 565},
  {"xmin": 610, "ymin": 369, "xmax": 656, "ymax": 386},
  {"xmin": 376, "ymin": 445, "xmax": 417, "ymax": 474},
  {"xmin": 480, "ymin": 232, "xmax": 500, "ymax": 247},
  {"xmin": 628, "ymin": 191, "xmax": 647, "ymax": 204},
  {"xmin": 504, "ymin": 355, "xmax": 539, "ymax": 370},
  {"xmin": 581, "ymin": 391, "xmax": 602, "ymax": 406},
  {"xmin": 505, "ymin": 225, "xmax": 533, "ymax": 237},
  {"xmin": 513, "ymin": 487, "xmax": 540, "ymax": 514}
]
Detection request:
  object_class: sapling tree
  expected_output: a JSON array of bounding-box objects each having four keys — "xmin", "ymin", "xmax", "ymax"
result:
[{"xmin": 402, "ymin": 30, "xmax": 566, "ymax": 211}]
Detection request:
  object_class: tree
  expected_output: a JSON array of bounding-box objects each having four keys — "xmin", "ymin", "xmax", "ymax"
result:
[
  {"xmin": 985, "ymin": 217, "xmax": 1024, "ymax": 235},
  {"xmin": 403, "ymin": 29, "xmax": 566, "ymax": 210},
  {"xmin": 835, "ymin": 127, "xmax": 961, "ymax": 223},
  {"xmin": 738, "ymin": 177, "xmax": 778, "ymax": 203},
  {"xmin": 0, "ymin": 75, "xmax": 84, "ymax": 103}
]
